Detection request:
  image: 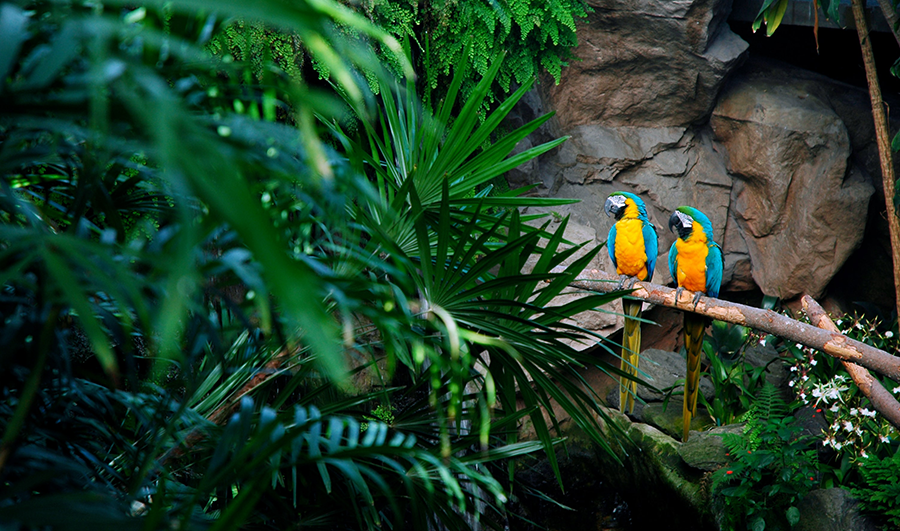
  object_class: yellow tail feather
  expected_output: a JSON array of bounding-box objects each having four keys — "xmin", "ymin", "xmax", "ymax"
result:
[
  {"xmin": 682, "ymin": 312, "xmax": 707, "ymax": 442},
  {"xmin": 620, "ymin": 299, "xmax": 642, "ymax": 415}
]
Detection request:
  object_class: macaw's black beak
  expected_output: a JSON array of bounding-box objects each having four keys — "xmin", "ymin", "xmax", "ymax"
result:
[
  {"xmin": 605, "ymin": 196, "xmax": 625, "ymax": 219},
  {"xmin": 669, "ymin": 211, "xmax": 693, "ymax": 240}
]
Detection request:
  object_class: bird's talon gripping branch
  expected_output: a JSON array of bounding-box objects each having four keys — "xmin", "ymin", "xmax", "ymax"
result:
[{"xmin": 692, "ymin": 291, "xmax": 703, "ymax": 311}]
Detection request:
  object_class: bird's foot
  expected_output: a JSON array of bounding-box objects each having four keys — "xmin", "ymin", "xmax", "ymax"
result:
[
  {"xmin": 692, "ymin": 291, "xmax": 703, "ymax": 311},
  {"xmin": 674, "ymin": 286, "xmax": 686, "ymax": 306},
  {"xmin": 615, "ymin": 274, "xmax": 630, "ymax": 291},
  {"xmin": 623, "ymin": 276, "xmax": 639, "ymax": 290}
]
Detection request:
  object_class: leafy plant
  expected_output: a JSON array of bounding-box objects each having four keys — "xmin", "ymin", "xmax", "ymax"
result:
[
  {"xmin": 1, "ymin": 2, "xmax": 632, "ymax": 530},
  {"xmin": 850, "ymin": 450, "xmax": 900, "ymax": 529},
  {"xmin": 712, "ymin": 384, "xmax": 820, "ymax": 531},
  {"xmin": 357, "ymin": 0, "xmax": 590, "ymax": 110},
  {"xmin": 784, "ymin": 312, "xmax": 899, "ymax": 468},
  {"xmin": 699, "ymin": 321, "xmax": 771, "ymax": 426}
]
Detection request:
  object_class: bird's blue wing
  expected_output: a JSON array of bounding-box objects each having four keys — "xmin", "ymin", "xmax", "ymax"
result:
[
  {"xmin": 607, "ymin": 224, "xmax": 618, "ymax": 270},
  {"xmin": 706, "ymin": 243, "xmax": 723, "ymax": 298},
  {"xmin": 668, "ymin": 241, "xmax": 678, "ymax": 285},
  {"xmin": 643, "ymin": 221, "xmax": 658, "ymax": 281}
]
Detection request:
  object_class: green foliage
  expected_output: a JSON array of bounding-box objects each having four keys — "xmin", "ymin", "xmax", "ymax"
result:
[
  {"xmin": 325, "ymin": 58, "xmax": 628, "ymax": 476},
  {"xmin": 850, "ymin": 450, "xmax": 900, "ymax": 529},
  {"xmin": 357, "ymin": 0, "xmax": 589, "ymax": 109},
  {"xmin": 753, "ymin": 0, "xmax": 839, "ymax": 36},
  {"xmin": 0, "ymin": 2, "xmax": 629, "ymax": 530},
  {"xmin": 207, "ymin": 20, "xmax": 305, "ymax": 82},
  {"xmin": 712, "ymin": 384, "xmax": 820, "ymax": 531},
  {"xmin": 700, "ymin": 322, "xmax": 772, "ymax": 426}
]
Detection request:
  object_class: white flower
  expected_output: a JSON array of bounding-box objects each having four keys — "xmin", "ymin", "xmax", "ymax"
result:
[
  {"xmin": 835, "ymin": 442, "xmax": 844, "ymax": 450},
  {"xmin": 856, "ymin": 322, "xmax": 864, "ymax": 330},
  {"xmin": 789, "ymin": 380, "xmax": 796, "ymax": 387},
  {"xmin": 801, "ymin": 393, "xmax": 808, "ymax": 403},
  {"xmin": 836, "ymin": 319, "xmax": 843, "ymax": 326},
  {"xmin": 880, "ymin": 435, "xmax": 891, "ymax": 443},
  {"xmin": 802, "ymin": 375, "xmax": 809, "ymax": 382},
  {"xmin": 886, "ymin": 331, "xmax": 894, "ymax": 338},
  {"xmin": 790, "ymin": 366, "xmax": 798, "ymax": 372},
  {"xmin": 795, "ymin": 343, "xmax": 803, "ymax": 350},
  {"xmin": 826, "ymin": 389, "xmax": 841, "ymax": 401},
  {"xmin": 851, "ymin": 408, "xmax": 859, "ymax": 416},
  {"xmin": 759, "ymin": 337, "xmax": 767, "ymax": 346},
  {"xmin": 810, "ymin": 359, "xmax": 818, "ymax": 366},
  {"xmin": 860, "ymin": 408, "xmax": 876, "ymax": 418},
  {"xmin": 830, "ymin": 404, "xmax": 840, "ymax": 413},
  {"xmin": 843, "ymin": 421, "xmax": 854, "ymax": 432},
  {"xmin": 823, "ymin": 437, "xmax": 833, "ymax": 447},
  {"xmin": 856, "ymin": 427, "xmax": 864, "ymax": 436},
  {"xmin": 861, "ymin": 450, "xmax": 868, "ymax": 458},
  {"xmin": 812, "ymin": 388, "xmax": 823, "ymax": 399},
  {"xmin": 893, "ymin": 386, "xmax": 900, "ymax": 394}
]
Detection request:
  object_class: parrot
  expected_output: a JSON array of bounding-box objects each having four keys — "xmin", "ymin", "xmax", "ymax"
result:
[
  {"xmin": 604, "ymin": 192, "xmax": 658, "ymax": 415},
  {"xmin": 667, "ymin": 206, "xmax": 723, "ymax": 442}
]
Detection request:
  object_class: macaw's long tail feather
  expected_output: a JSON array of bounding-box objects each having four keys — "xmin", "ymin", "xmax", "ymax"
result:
[
  {"xmin": 682, "ymin": 311, "xmax": 707, "ymax": 442},
  {"xmin": 619, "ymin": 298, "xmax": 642, "ymax": 415}
]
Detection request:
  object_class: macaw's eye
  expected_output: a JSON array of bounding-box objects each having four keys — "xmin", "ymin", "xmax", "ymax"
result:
[
  {"xmin": 604, "ymin": 195, "xmax": 627, "ymax": 217},
  {"xmin": 668, "ymin": 211, "xmax": 693, "ymax": 235}
]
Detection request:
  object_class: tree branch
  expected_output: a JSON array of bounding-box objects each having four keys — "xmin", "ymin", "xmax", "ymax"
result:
[
  {"xmin": 852, "ymin": 0, "xmax": 900, "ymax": 314},
  {"xmin": 558, "ymin": 268, "xmax": 900, "ymax": 382},
  {"xmin": 874, "ymin": 0, "xmax": 900, "ymax": 49},
  {"xmin": 801, "ymin": 295, "xmax": 900, "ymax": 429}
]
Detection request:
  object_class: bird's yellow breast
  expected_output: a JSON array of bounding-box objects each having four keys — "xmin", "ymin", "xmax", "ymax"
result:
[
  {"xmin": 614, "ymin": 218, "xmax": 650, "ymax": 281},
  {"xmin": 674, "ymin": 227, "xmax": 709, "ymax": 293}
]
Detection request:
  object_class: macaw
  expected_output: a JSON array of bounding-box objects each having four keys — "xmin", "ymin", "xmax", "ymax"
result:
[
  {"xmin": 605, "ymin": 192, "xmax": 658, "ymax": 415},
  {"xmin": 667, "ymin": 206, "xmax": 723, "ymax": 442}
]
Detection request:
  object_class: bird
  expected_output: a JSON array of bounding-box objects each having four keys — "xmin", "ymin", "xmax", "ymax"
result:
[
  {"xmin": 667, "ymin": 206, "xmax": 722, "ymax": 442},
  {"xmin": 605, "ymin": 192, "xmax": 658, "ymax": 415}
]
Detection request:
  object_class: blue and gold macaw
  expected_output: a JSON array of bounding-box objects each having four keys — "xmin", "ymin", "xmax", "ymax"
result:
[
  {"xmin": 667, "ymin": 206, "xmax": 723, "ymax": 442},
  {"xmin": 605, "ymin": 192, "xmax": 658, "ymax": 415}
]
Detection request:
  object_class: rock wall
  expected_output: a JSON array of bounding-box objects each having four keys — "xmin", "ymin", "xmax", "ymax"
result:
[
  {"xmin": 512, "ymin": 0, "xmax": 879, "ymax": 321},
  {"xmin": 544, "ymin": 0, "xmax": 748, "ymax": 128}
]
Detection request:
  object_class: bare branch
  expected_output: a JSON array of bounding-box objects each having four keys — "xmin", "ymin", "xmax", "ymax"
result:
[
  {"xmin": 802, "ymin": 295, "xmax": 900, "ymax": 429},
  {"xmin": 558, "ymin": 267, "xmax": 900, "ymax": 381}
]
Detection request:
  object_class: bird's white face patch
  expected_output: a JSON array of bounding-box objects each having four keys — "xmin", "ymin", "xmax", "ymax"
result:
[
  {"xmin": 605, "ymin": 195, "xmax": 626, "ymax": 217},
  {"xmin": 674, "ymin": 211, "xmax": 693, "ymax": 231}
]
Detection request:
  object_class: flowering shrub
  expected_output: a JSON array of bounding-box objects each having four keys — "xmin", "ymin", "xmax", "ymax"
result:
[{"xmin": 784, "ymin": 312, "xmax": 899, "ymax": 464}]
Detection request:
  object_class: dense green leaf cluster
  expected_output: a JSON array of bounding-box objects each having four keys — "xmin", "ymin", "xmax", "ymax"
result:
[
  {"xmin": 361, "ymin": 0, "xmax": 588, "ymax": 108},
  {"xmin": 711, "ymin": 385, "xmax": 819, "ymax": 531},
  {"xmin": 0, "ymin": 1, "xmax": 625, "ymax": 529},
  {"xmin": 851, "ymin": 450, "xmax": 900, "ymax": 528}
]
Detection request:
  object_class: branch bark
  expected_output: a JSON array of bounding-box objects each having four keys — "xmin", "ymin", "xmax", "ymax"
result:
[
  {"xmin": 852, "ymin": 0, "xmax": 900, "ymax": 314},
  {"xmin": 802, "ymin": 295, "xmax": 900, "ymax": 428},
  {"xmin": 874, "ymin": 0, "xmax": 900, "ymax": 49},
  {"xmin": 558, "ymin": 267, "xmax": 900, "ymax": 382}
]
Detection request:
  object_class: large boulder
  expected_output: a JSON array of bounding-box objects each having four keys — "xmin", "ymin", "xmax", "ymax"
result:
[
  {"xmin": 543, "ymin": 0, "xmax": 748, "ymax": 129},
  {"xmin": 711, "ymin": 71, "xmax": 875, "ymax": 298},
  {"xmin": 794, "ymin": 488, "xmax": 879, "ymax": 531}
]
